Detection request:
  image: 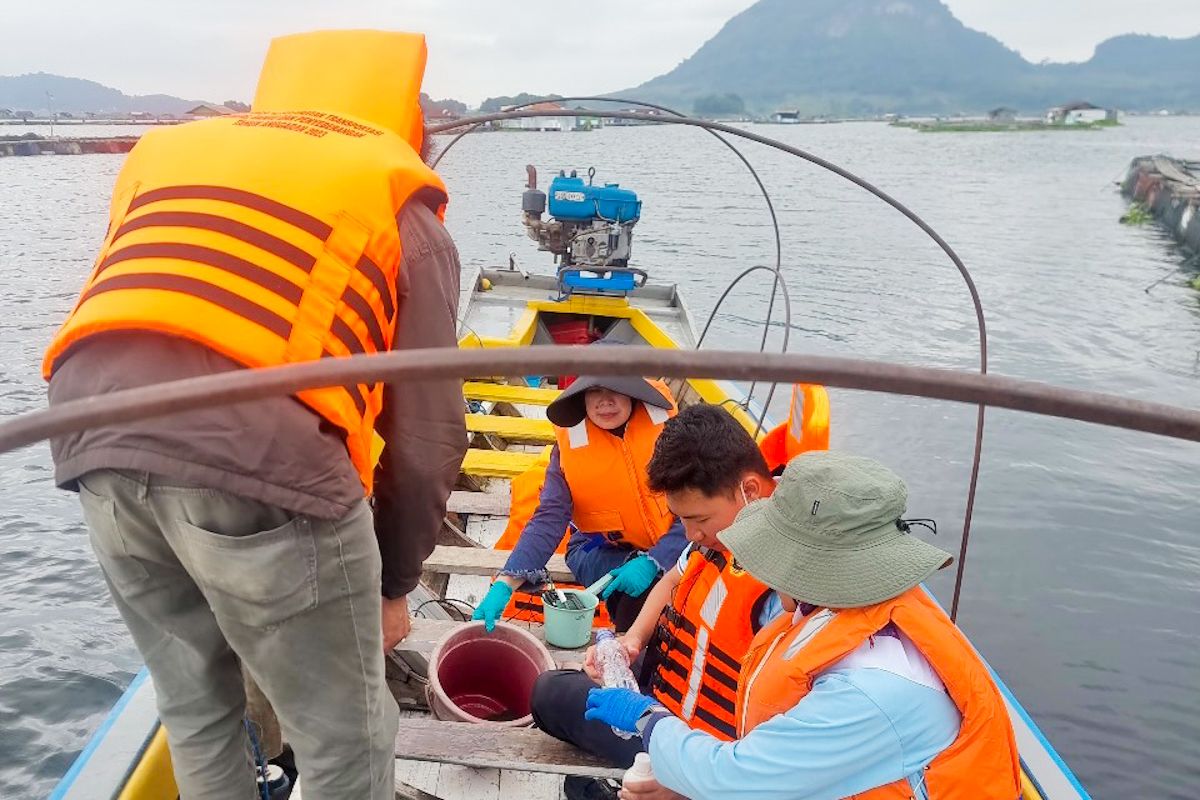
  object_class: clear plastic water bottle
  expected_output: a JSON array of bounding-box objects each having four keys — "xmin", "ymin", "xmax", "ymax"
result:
[
  {"xmin": 594, "ymin": 629, "xmax": 639, "ymax": 739},
  {"xmin": 595, "ymin": 629, "xmax": 638, "ymax": 690}
]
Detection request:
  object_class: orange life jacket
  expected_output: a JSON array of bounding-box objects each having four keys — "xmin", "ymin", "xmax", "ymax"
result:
[
  {"xmin": 650, "ymin": 548, "xmax": 770, "ymax": 740},
  {"xmin": 42, "ymin": 31, "xmax": 447, "ymax": 495},
  {"xmin": 555, "ymin": 385, "xmax": 678, "ymax": 550},
  {"xmin": 495, "ymin": 449, "xmax": 560, "ymax": 552},
  {"xmin": 503, "ymin": 580, "xmax": 615, "ymax": 629},
  {"xmin": 736, "ymin": 588, "xmax": 1021, "ymax": 800},
  {"xmin": 491, "ymin": 450, "xmax": 613, "ymax": 628},
  {"xmin": 760, "ymin": 383, "xmax": 831, "ymax": 472}
]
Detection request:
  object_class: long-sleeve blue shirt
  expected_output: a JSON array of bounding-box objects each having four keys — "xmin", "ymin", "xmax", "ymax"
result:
[
  {"xmin": 643, "ymin": 635, "xmax": 962, "ymax": 800},
  {"xmin": 499, "ymin": 445, "xmax": 687, "ymax": 581}
]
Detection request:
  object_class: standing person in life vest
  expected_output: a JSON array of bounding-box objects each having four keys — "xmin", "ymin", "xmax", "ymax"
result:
[
  {"xmin": 530, "ymin": 404, "xmax": 785, "ymax": 800},
  {"xmin": 585, "ymin": 452, "xmax": 1022, "ymax": 800},
  {"xmin": 42, "ymin": 30, "xmax": 467, "ymax": 800},
  {"xmin": 759, "ymin": 382, "xmax": 830, "ymax": 474},
  {"xmin": 473, "ymin": 362, "xmax": 688, "ymax": 633}
]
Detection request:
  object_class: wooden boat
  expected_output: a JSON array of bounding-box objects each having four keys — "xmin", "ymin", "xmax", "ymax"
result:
[{"xmin": 49, "ymin": 258, "xmax": 1092, "ymax": 799}]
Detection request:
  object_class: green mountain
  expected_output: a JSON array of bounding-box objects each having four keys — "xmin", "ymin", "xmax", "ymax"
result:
[
  {"xmin": 626, "ymin": 0, "xmax": 1200, "ymax": 115},
  {"xmin": 1036, "ymin": 34, "xmax": 1200, "ymax": 111},
  {"xmin": 0, "ymin": 73, "xmax": 200, "ymax": 115}
]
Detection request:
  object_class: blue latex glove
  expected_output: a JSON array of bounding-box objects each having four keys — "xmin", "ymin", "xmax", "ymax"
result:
[
  {"xmin": 600, "ymin": 554, "xmax": 659, "ymax": 599},
  {"xmin": 472, "ymin": 581, "xmax": 514, "ymax": 632},
  {"xmin": 584, "ymin": 687, "xmax": 656, "ymax": 733}
]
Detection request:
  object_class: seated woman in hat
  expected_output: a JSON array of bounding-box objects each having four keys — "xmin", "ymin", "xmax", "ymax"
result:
[
  {"xmin": 473, "ymin": 372, "xmax": 687, "ymax": 633},
  {"xmin": 584, "ymin": 452, "xmax": 1022, "ymax": 800}
]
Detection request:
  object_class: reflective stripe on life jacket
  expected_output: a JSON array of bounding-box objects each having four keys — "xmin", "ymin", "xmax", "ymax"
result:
[
  {"xmin": 736, "ymin": 587, "xmax": 1022, "ymax": 800},
  {"xmin": 650, "ymin": 547, "xmax": 769, "ymax": 740},
  {"xmin": 760, "ymin": 383, "xmax": 831, "ymax": 473},
  {"xmin": 503, "ymin": 582, "xmax": 615, "ymax": 629},
  {"xmin": 555, "ymin": 384, "xmax": 677, "ymax": 550},
  {"xmin": 42, "ymin": 31, "xmax": 448, "ymax": 496},
  {"xmin": 492, "ymin": 451, "xmax": 613, "ymax": 628}
]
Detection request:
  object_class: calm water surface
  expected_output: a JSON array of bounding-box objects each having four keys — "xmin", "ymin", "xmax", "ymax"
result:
[{"xmin": 1, "ymin": 118, "xmax": 1198, "ymax": 798}]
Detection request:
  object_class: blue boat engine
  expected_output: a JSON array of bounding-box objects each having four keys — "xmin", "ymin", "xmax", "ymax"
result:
[{"xmin": 521, "ymin": 165, "xmax": 646, "ymax": 294}]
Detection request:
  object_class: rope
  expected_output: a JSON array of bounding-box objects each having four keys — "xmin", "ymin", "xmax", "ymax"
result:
[{"xmin": 412, "ymin": 597, "xmax": 474, "ymax": 620}]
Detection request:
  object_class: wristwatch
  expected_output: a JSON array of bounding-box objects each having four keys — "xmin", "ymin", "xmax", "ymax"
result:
[{"xmin": 634, "ymin": 704, "xmax": 669, "ymax": 735}]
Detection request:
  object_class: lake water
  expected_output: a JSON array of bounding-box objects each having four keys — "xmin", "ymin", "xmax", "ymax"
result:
[{"xmin": 1, "ymin": 118, "xmax": 1198, "ymax": 798}]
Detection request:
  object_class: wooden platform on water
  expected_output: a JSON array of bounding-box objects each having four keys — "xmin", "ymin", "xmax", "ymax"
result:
[
  {"xmin": 1122, "ymin": 155, "xmax": 1200, "ymax": 254},
  {"xmin": 0, "ymin": 136, "xmax": 138, "ymax": 157}
]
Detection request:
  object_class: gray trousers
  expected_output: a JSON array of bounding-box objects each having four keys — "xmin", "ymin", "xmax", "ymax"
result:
[{"xmin": 77, "ymin": 469, "xmax": 398, "ymax": 800}]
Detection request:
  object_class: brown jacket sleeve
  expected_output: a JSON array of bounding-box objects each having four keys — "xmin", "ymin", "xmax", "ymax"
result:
[{"xmin": 373, "ymin": 201, "xmax": 467, "ymax": 598}]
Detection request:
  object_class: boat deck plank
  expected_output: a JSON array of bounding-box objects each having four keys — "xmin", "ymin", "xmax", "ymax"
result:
[
  {"xmin": 436, "ymin": 765, "xmax": 500, "ymax": 800},
  {"xmin": 425, "ymin": 545, "xmax": 572, "ymax": 583},
  {"xmin": 466, "ymin": 414, "xmax": 556, "ymax": 443},
  {"xmin": 463, "ymin": 382, "xmax": 561, "ymax": 406},
  {"xmin": 395, "ymin": 759, "xmax": 442, "ymax": 795},
  {"xmin": 461, "ymin": 448, "xmax": 546, "ymax": 479},
  {"xmin": 446, "ymin": 490, "xmax": 510, "ymax": 517},
  {"xmin": 500, "ymin": 770, "xmax": 566, "ymax": 800},
  {"xmin": 394, "ymin": 717, "xmax": 623, "ymax": 780}
]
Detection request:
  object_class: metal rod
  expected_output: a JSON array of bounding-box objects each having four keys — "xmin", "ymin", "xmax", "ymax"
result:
[{"xmin": 6, "ymin": 347, "xmax": 1198, "ymax": 456}]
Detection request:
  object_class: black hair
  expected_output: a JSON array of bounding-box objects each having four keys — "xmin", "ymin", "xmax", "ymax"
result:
[{"xmin": 647, "ymin": 404, "xmax": 772, "ymax": 497}]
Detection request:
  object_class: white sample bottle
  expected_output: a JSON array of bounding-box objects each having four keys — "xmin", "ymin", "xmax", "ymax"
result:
[{"xmin": 623, "ymin": 752, "xmax": 656, "ymax": 791}]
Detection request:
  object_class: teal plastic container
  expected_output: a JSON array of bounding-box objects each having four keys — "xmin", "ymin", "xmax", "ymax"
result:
[{"xmin": 543, "ymin": 589, "xmax": 599, "ymax": 648}]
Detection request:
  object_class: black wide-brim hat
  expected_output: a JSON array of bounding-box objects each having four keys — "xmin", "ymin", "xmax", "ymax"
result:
[{"xmin": 545, "ymin": 362, "xmax": 672, "ymax": 428}]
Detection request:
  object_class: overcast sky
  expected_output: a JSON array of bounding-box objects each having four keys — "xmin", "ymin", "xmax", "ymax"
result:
[{"xmin": 2, "ymin": 1, "xmax": 1198, "ymax": 104}]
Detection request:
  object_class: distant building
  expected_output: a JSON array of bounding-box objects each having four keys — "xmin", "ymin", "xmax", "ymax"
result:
[
  {"xmin": 425, "ymin": 106, "xmax": 460, "ymax": 123},
  {"xmin": 602, "ymin": 107, "xmax": 664, "ymax": 127},
  {"xmin": 185, "ymin": 104, "xmax": 238, "ymax": 118},
  {"xmin": 129, "ymin": 111, "xmax": 155, "ymax": 120},
  {"xmin": 1046, "ymin": 101, "xmax": 1116, "ymax": 125},
  {"xmin": 988, "ymin": 107, "xmax": 1017, "ymax": 122},
  {"xmin": 0, "ymin": 108, "xmax": 13, "ymax": 119},
  {"xmin": 772, "ymin": 110, "xmax": 801, "ymax": 124},
  {"xmin": 501, "ymin": 101, "xmax": 572, "ymax": 131}
]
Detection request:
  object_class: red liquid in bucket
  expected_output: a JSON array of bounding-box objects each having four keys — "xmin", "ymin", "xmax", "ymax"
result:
[{"xmin": 428, "ymin": 622, "xmax": 556, "ymax": 726}]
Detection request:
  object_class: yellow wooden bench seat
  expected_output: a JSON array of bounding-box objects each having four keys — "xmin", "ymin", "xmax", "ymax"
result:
[
  {"xmin": 461, "ymin": 448, "xmax": 547, "ymax": 479},
  {"xmin": 445, "ymin": 490, "xmax": 510, "ymax": 516},
  {"xmin": 423, "ymin": 545, "xmax": 571, "ymax": 583},
  {"xmin": 465, "ymin": 414, "xmax": 555, "ymax": 443},
  {"xmin": 463, "ymin": 381, "xmax": 561, "ymax": 406}
]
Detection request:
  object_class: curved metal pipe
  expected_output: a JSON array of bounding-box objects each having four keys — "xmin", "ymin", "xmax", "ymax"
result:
[
  {"xmin": 432, "ymin": 108, "xmax": 990, "ymax": 618},
  {"xmin": 5, "ymin": 347, "xmax": 1197, "ymax": 457}
]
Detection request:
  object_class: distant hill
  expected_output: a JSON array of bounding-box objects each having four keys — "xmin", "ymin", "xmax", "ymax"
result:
[
  {"xmin": 625, "ymin": 0, "xmax": 1200, "ymax": 115},
  {"xmin": 0, "ymin": 73, "xmax": 201, "ymax": 115}
]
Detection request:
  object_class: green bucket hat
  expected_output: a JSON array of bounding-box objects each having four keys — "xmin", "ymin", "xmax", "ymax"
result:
[{"xmin": 717, "ymin": 451, "xmax": 953, "ymax": 608}]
